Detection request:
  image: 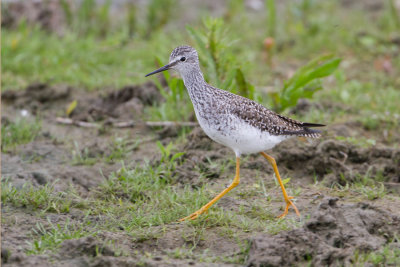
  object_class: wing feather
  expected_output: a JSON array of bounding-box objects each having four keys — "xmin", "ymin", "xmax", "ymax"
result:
[{"xmin": 226, "ymin": 92, "xmax": 324, "ymax": 138}]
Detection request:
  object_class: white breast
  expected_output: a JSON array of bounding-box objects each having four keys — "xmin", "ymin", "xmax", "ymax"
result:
[{"xmin": 197, "ymin": 114, "xmax": 289, "ymax": 157}]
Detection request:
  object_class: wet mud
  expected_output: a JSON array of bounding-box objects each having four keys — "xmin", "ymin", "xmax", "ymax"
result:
[
  {"xmin": 2, "ymin": 82, "xmax": 400, "ymax": 266},
  {"xmin": 2, "ymin": 81, "xmax": 162, "ymax": 122},
  {"xmin": 248, "ymin": 197, "xmax": 400, "ymax": 266}
]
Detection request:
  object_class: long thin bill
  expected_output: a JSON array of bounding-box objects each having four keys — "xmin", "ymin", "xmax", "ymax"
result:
[{"xmin": 145, "ymin": 64, "xmax": 170, "ymax": 77}]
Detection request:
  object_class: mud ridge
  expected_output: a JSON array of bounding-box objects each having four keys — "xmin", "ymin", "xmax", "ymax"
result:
[
  {"xmin": 71, "ymin": 82, "xmax": 163, "ymax": 121},
  {"xmin": 274, "ymin": 138, "xmax": 400, "ymax": 184},
  {"xmin": 2, "ymin": 82, "xmax": 162, "ymax": 121},
  {"xmin": 247, "ymin": 197, "xmax": 400, "ymax": 266}
]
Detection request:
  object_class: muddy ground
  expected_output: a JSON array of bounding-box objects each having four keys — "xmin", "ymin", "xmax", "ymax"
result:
[
  {"xmin": 2, "ymin": 1, "xmax": 400, "ymax": 265},
  {"xmin": 2, "ymin": 82, "xmax": 400, "ymax": 266}
]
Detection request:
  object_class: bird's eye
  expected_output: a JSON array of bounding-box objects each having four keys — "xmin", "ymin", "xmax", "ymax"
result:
[{"xmin": 180, "ymin": 57, "xmax": 186, "ymax": 62}]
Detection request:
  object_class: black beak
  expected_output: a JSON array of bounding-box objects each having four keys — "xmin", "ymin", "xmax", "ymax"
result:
[{"xmin": 145, "ymin": 64, "xmax": 170, "ymax": 77}]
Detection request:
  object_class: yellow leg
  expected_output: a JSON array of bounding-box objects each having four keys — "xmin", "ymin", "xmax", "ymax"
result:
[
  {"xmin": 260, "ymin": 152, "xmax": 300, "ymax": 218},
  {"xmin": 179, "ymin": 157, "xmax": 240, "ymax": 221}
]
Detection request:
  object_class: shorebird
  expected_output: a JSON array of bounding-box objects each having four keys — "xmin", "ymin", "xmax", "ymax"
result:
[{"xmin": 146, "ymin": 46, "xmax": 324, "ymax": 221}]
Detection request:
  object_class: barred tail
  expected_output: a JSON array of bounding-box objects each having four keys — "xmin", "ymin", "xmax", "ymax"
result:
[{"xmin": 283, "ymin": 125, "xmax": 324, "ymax": 138}]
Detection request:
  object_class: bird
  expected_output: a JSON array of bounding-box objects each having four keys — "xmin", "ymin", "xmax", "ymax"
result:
[{"xmin": 145, "ymin": 46, "xmax": 325, "ymax": 221}]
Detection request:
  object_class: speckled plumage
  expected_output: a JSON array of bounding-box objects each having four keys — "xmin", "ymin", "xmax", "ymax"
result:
[
  {"xmin": 149, "ymin": 46, "xmax": 324, "ymax": 156},
  {"xmin": 145, "ymin": 46, "xmax": 324, "ymax": 220}
]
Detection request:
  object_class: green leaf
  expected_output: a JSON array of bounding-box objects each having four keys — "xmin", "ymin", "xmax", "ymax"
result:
[
  {"xmin": 235, "ymin": 68, "xmax": 255, "ymax": 99},
  {"xmin": 221, "ymin": 68, "xmax": 237, "ymax": 90},
  {"xmin": 155, "ymin": 56, "xmax": 170, "ymax": 81},
  {"xmin": 277, "ymin": 54, "xmax": 341, "ymax": 112},
  {"xmin": 308, "ymin": 58, "xmax": 342, "ymax": 79},
  {"xmin": 171, "ymin": 152, "xmax": 185, "ymax": 162},
  {"xmin": 282, "ymin": 178, "xmax": 291, "ymax": 185},
  {"xmin": 186, "ymin": 25, "xmax": 218, "ymax": 83},
  {"xmin": 156, "ymin": 141, "xmax": 165, "ymax": 155}
]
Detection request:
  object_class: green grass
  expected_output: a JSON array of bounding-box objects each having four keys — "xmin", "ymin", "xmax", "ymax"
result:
[
  {"xmin": 3, "ymin": 8, "xmax": 399, "ymax": 132},
  {"xmin": 335, "ymin": 136, "xmax": 377, "ymax": 148},
  {"xmin": 3, "ymin": 1, "xmax": 399, "ymax": 128},
  {"xmin": 1, "ymin": 155, "xmax": 302, "ymax": 263},
  {"xmin": 26, "ymin": 219, "xmax": 97, "ymax": 255},
  {"xmin": 1, "ymin": 118, "xmax": 42, "ymax": 152},
  {"xmin": 2, "ymin": 0, "xmax": 400, "ymax": 264},
  {"xmin": 352, "ymin": 238, "xmax": 400, "ymax": 266},
  {"xmin": 105, "ymin": 136, "xmax": 141, "ymax": 163},
  {"xmin": 94, "ymin": 164, "xmax": 224, "ymax": 229},
  {"xmin": 70, "ymin": 137, "xmax": 141, "ymax": 166},
  {"xmin": 1, "ymin": 155, "xmax": 396, "ymax": 263},
  {"xmin": 329, "ymin": 172, "xmax": 388, "ymax": 201},
  {"xmin": 145, "ymin": 68, "xmax": 193, "ymax": 122},
  {"xmin": 71, "ymin": 141, "xmax": 98, "ymax": 166},
  {"xmin": 2, "ymin": 25, "xmax": 183, "ymax": 90},
  {"xmin": 1, "ymin": 180, "xmax": 87, "ymax": 213}
]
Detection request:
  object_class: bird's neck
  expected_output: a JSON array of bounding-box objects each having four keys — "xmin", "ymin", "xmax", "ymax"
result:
[{"xmin": 181, "ymin": 68, "xmax": 213, "ymax": 103}]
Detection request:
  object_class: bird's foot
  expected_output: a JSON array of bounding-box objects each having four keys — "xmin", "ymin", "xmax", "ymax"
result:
[
  {"xmin": 178, "ymin": 208, "xmax": 208, "ymax": 222},
  {"xmin": 278, "ymin": 196, "xmax": 300, "ymax": 219}
]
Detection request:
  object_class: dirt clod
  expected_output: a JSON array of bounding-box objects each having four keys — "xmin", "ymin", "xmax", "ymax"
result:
[
  {"xmin": 274, "ymin": 138, "xmax": 400, "ymax": 184},
  {"xmin": 2, "ymin": 1, "xmax": 67, "ymax": 34},
  {"xmin": 71, "ymin": 81, "xmax": 163, "ymax": 121},
  {"xmin": 184, "ymin": 127, "xmax": 215, "ymax": 151},
  {"xmin": 59, "ymin": 236, "xmax": 115, "ymax": 258},
  {"xmin": 171, "ymin": 127, "xmax": 231, "ymax": 186},
  {"xmin": 1, "ymin": 248, "xmax": 11, "ymax": 264},
  {"xmin": 2, "ymin": 82, "xmax": 163, "ymax": 122},
  {"xmin": 5, "ymin": 253, "xmax": 51, "ymax": 267},
  {"xmin": 2, "ymin": 83, "xmax": 71, "ymax": 112},
  {"xmin": 247, "ymin": 197, "xmax": 400, "ymax": 266},
  {"xmin": 31, "ymin": 171, "xmax": 49, "ymax": 185}
]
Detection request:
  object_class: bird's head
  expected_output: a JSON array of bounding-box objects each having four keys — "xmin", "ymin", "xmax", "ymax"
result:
[{"xmin": 145, "ymin": 46, "xmax": 200, "ymax": 77}]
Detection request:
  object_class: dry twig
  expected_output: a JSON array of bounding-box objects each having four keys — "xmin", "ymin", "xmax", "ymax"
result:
[{"xmin": 55, "ymin": 117, "xmax": 198, "ymax": 128}]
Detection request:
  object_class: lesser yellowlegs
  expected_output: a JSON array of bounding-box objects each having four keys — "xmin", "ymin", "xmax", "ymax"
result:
[{"xmin": 146, "ymin": 46, "xmax": 324, "ymax": 221}]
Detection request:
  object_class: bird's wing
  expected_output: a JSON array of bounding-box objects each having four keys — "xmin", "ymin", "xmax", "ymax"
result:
[{"xmin": 227, "ymin": 93, "xmax": 324, "ymax": 138}]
